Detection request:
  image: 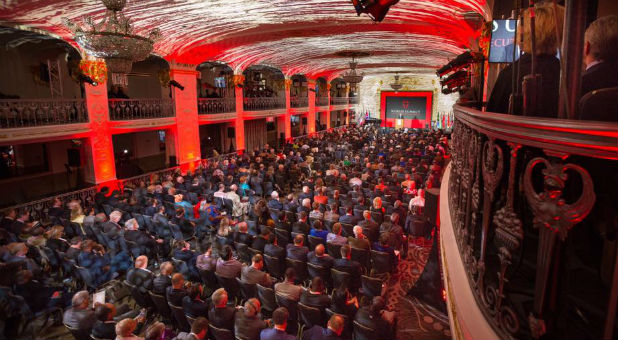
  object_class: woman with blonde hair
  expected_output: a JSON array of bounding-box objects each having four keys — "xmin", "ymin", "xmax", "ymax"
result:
[
  {"xmin": 45, "ymin": 225, "xmax": 69, "ymax": 252},
  {"xmin": 487, "ymin": 2, "xmax": 564, "ymax": 117},
  {"xmin": 370, "ymin": 196, "xmax": 385, "ymax": 224}
]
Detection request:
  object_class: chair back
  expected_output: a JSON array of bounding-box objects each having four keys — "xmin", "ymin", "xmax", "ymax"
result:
[
  {"xmin": 214, "ymin": 272, "xmax": 241, "ymax": 302},
  {"xmin": 236, "ymin": 277, "xmax": 257, "ymax": 300},
  {"xmin": 234, "ymin": 242, "xmax": 251, "ymax": 264},
  {"xmin": 578, "ymin": 87, "xmax": 618, "ymax": 121},
  {"xmin": 298, "ymin": 302, "xmax": 324, "ymax": 328},
  {"xmin": 350, "ymin": 247, "xmax": 369, "ymax": 268},
  {"xmin": 199, "ymin": 269, "xmax": 218, "ymax": 289},
  {"xmin": 168, "ymin": 302, "xmax": 191, "ymax": 332},
  {"xmin": 75, "ymin": 265, "xmax": 97, "ymax": 290},
  {"xmin": 307, "ymin": 235, "xmax": 324, "ymax": 250},
  {"xmin": 185, "ymin": 314, "xmax": 196, "ymax": 326},
  {"xmin": 148, "ymin": 291, "xmax": 172, "ymax": 319},
  {"xmin": 360, "ymin": 275, "xmax": 383, "ymax": 298},
  {"xmin": 307, "ymin": 262, "xmax": 331, "ymax": 289},
  {"xmin": 275, "ymin": 293, "xmax": 298, "ymax": 321},
  {"xmin": 370, "ymin": 250, "xmax": 393, "ymax": 275},
  {"xmin": 64, "ymin": 323, "xmax": 91, "ymax": 340},
  {"xmin": 285, "ymin": 258, "xmax": 308, "ymax": 283},
  {"xmin": 353, "ymin": 320, "xmax": 378, "ymax": 340},
  {"xmin": 340, "ymin": 223, "xmax": 354, "ymax": 238},
  {"xmin": 331, "ymin": 268, "xmax": 351, "ymax": 290},
  {"xmin": 256, "ymin": 283, "xmax": 277, "ymax": 313},
  {"xmin": 247, "ymin": 247, "xmax": 262, "ymax": 258},
  {"xmin": 326, "ymin": 243, "xmax": 342, "ymax": 259},
  {"xmin": 263, "ymin": 253, "xmax": 284, "ymax": 280},
  {"xmin": 208, "ymin": 323, "xmax": 234, "ymax": 340}
]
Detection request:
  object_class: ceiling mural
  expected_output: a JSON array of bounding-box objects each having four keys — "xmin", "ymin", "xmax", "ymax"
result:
[{"xmin": 0, "ymin": 0, "xmax": 489, "ymax": 78}]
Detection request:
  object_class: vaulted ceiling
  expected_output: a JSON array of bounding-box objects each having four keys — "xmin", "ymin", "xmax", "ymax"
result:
[{"xmin": 0, "ymin": 0, "xmax": 489, "ymax": 78}]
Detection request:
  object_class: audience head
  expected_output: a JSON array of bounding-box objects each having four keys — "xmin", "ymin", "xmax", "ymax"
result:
[
  {"xmin": 135, "ymin": 255, "xmax": 148, "ymax": 269},
  {"xmin": 518, "ymin": 2, "xmax": 564, "ymax": 55},
  {"xmin": 171, "ymin": 273, "xmax": 184, "ymax": 289},
  {"xmin": 302, "ymin": 198, "xmax": 311, "ymax": 208},
  {"xmin": 144, "ymin": 322, "xmax": 166, "ymax": 340},
  {"xmin": 341, "ymin": 244, "xmax": 351, "ymax": 259},
  {"xmin": 327, "ymin": 314, "xmax": 345, "ymax": 336},
  {"xmin": 212, "ymin": 288, "xmax": 228, "ymax": 308},
  {"xmin": 272, "ymin": 307, "xmax": 289, "ymax": 329},
  {"xmin": 125, "ymin": 218, "xmax": 139, "ymax": 230},
  {"xmin": 309, "ymin": 277, "xmax": 325, "ymax": 293},
  {"xmin": 315, "ymin": 244, "xmax": 325, "ymax": 256},
  {"xmin": 72, "ymin": 290, "xmax": 90, "ymax": 309},
  {"xmin": 243, "ymin": 298, "xmax": 261, "ymax": 317},
  {"xmin": 271, "ymin": 191, "xmax": 279, "ymax": 199},
  {"xmin": 332, "ymin": 223, "xmax": 342, "ymax": 235},
  {"xmin": 95, "ymin": 303, "xmax": 116, "ymax": 321},
  {"xmin": 294, "ymin": 234, "xmax": 304, "ymax": 246},
  {"xmin": 284, "ymin": 267, "xmax": 296, "ymax": 283},
  {"xmin": 312, "ymin": 201, "xmax": 320, "ymax": 211},
  {"xmin": 584, "ymin": 15, "xmax": 618, "ymax": 65},
  {"xmin": 222, "ymin": 245, "xmax": 234, "ymax": 261},
  {"xmin": 160, "ymin": 261, "xmax": 174, "ymax": 276},
  {"xmin": 353, "ymin": 225, "xmax": 363, "ymax": 237},
  {"xmin": 363, "ymin": 210, "xmax": 371, "ymax": 220},
  {"xmin": 115, "ymin": 318, "xmax": 138, "ymax": 338},
  {"xmin": 109, "ymin": 210, "xmax": 122, "ymax": 223},
  {"xmin": 251, "ymin": 254, "xmax": 264, "ymax": 270},
  {"xmin": 191, "ymin": 317, "xmax": 209, "ymax": 340},
  {"xmin": 299, "ymin": 211, "xmax": 308, "ymax": 221},
  {"xmin": 312, "ymin": 219, "xmax": 323, "ymax": 230}
]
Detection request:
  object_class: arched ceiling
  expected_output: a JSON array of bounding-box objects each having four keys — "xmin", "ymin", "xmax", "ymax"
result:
[{"xmin": 0, "ymin": 0, "xmax": 489, "ymax": 78}]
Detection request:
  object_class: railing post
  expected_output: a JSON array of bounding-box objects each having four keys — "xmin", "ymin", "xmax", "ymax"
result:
[
  {"xmin": 307, "ymin": 78, "xmax": 316, "ymax": 134},
  {"xmin": 326, "ymin": 83, "xmax": 332, "ymax": 129},
  {"xmin": 284, "ymin": 77, "xmax": 292, "ymax": 140},
  {"xmin": 558, "ymin": 0, "xmax": 587, "ymax": 119},
  {"xmin": 82, "ymin": 59, "xmax": 116, "ymax": 187},
  {"xmin": 169, "ymin": 62, "xmax": 201, "ymax": 171},
  {"xmin": 233, "ymin": 73, "xmax": 245, "ymax": 153}
]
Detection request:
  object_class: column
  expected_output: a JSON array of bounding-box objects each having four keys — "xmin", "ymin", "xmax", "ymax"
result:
[
  {"xmin": 307, "ymin": 78, "xmax": 316, "ymax": 134},
  {"xmin": 170, "ymin": 63, "xmax": 200, "ymax": 171},
  {"xmin": 233, "ymin": 73, "xmax": 245, "ymax": 153},
  {"xmin": 284, "ymin": 77, "xmax": 292, "ymax": 140},
  {"xmin": 326, "ymin": 83, "xmax": 332, "ymax": 129},
  {"xmin": 82, "ymin": 59, "xmax": 116, "ymax": 186}
]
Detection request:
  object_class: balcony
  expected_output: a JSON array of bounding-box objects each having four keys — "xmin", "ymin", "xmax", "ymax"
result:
[
  {"xmin": 442, "ymin": 104, "xmax": 618, "ymax": 339},
  {"xmin": 315, "ymin": 96, "xmax": 329, "ymax": 106},
  {"xmin": 330, "ymin": 97, "xmax": 348, "ymax": 105},
  {"xmin": 108, "ymin": 98, "xmax": 175, "ymax": 120},
  {"xmin": 348, "ymin": 97, "xmax": 359, "ymax": 104},
  {"xmin": 0, "ymin": 99, "xmax": 88, "ymax": 128},
  {"xmin": 290, "ymin": 96, "xmax": 308, "ymax": 108},
  {"xmin": 197, "ymin": 97, "xmax": 235, "ymax": 114},
  {"xmin": 243, "ymin": 97, "xmax": 285, "ymax": 111}
]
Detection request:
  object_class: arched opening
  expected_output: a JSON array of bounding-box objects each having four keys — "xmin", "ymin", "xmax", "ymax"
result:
[
  {"xmin": 242, "ymin": 65, "xmax": 285, "ymax": 111},
  {"xmin": 330, "ymin": 77, "xmax": 348, "ymax": 105},
  {"xmin": 290, "ymin": 74, "xmax": 308, "ymax": 108},
  {"xmin": 316, "ymin": 77, "xmax": 329, "ymax": 106}
]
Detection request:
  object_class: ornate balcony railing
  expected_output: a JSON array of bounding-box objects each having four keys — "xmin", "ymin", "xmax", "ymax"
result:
[
  {"xmin": 290, "ymin": 96, "xmax": 308, "ymax": 108},
  {"xmin": 348, "ymin": 97, "xmax": 359, "ymax": 104},
  {"xmin": 197, "ymin": 97, "xmax": 235, "ymax": 114},
  {"xmin": 330, "ymin": 97, "xmax": 348, "ymax": 105},
  {"xmin": 446, "ymin": 104, "xmax": 618, "ymax": 339},
  {"xmin": 108, "ymin": 98, "xmax": 175, "ymax": 120},
  {"xmin": 0, "ymin": 99, "xmax": 88, "ymax": 128},
  {"xmin": 243, "ymin": 97, "xmax": 285, "ymax": 111},
  {"xmin": 315, "ymin": 96, "xmax": 329, "ymax": 106}
]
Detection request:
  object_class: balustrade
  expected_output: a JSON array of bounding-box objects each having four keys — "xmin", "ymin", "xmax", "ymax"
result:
[
  {"xmin": 0, "ymin": 99, "xmax": 88, "ymax": 128},
  {"xmin": 447, "ymin": 104, "xmax": 618, "ymax": 339},
  {"xmin": 108, "ymin": 98, "xmax": 175, "ymax": 120},
  {"xmin": 243, "ymin": 97, "xmax": 285, "ymax": 111},
  {"xmin": 330, "ymin": 97, "xmax": 348, "ymax": 105},
  {"xmin": 315, "ymin": 96, "xmax": 329, "ymax": 106},
  {"xmin": 197, "ymin": 97, "xmax": 235, "ymax": 114},
  {"xmin": 290, "ymin": 96, "xmax": 308, "ymax": 108},
  {"xmin": 348, "ymin": 97, "xmax": 359, "ymax": 104}
]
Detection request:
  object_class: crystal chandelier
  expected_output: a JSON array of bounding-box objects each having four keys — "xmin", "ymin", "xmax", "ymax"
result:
[
  {"xmin": 390, "ymin": 73, "xmax": 402, "ymax": 92},
  {"xmin": 64, "ymin": 0, "xmax": 160, "ymax": 86},
  {"xmin": 342, "ymin": 58, "xmax": 364, "ymax": 84}
]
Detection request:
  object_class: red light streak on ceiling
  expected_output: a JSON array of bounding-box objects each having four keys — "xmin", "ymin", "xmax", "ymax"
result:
[{"xmin": 0, "ymin": 0, "xmax": 488, "ymax": 77}]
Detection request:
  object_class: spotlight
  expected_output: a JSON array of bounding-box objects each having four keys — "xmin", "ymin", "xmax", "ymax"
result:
[
  {"xmin": 78, "ymin": 74, "xmax": 97, "ymax": 86},
  {"xmin": 169, "ymin": 80, "xmax": 185, "ymax": 91},
  {"xmin": 123, "ymin": 149, "xmax": 128, "ymax": 154}
]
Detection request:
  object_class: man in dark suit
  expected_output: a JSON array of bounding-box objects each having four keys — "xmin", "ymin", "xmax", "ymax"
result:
[
  {"xmin": 124, "ymin": 218, "xmax": 162, "ymax": 257},
  {"xmin": 302, "ymin": 314, "xmax": 345, "ymax": 340},
  {"xmin": 334, "ymin": 245, "xmax": 363, "ymax": 291},
  {"xmin": 234, "ymin": 222, "xmax": 254, "ymax": 246},
  {"xmin": 581, "ymin": 16, "xmax": 618, "ymax": 97},
  {"xmin": 182, "ymin": 284, "xmax": 209, "ymax": 319},
  {"xmin": 296, "ymin": 197, "xmax": 312, "ymax": 214},
  {"xmin": 126, "ymin": 255, "xmax": 154, "ymax": 307},
  {"xmin": 298, "ymin": 186, "xmax": 313, "ymax": 203},
  {"xmin": 63, "ymin": 290, "xmax": 96, "ymax": 332},
  {"xmin": 264, "ymin": 235, "xmax": 285, "ymax": 261},
  {"xmin": 251, "ymin": 228, "xmax": 271, "ymax": 253},
  {"xmin": 234, "ymin": 298, "xmax": 269, "ymax": 340},
  {"xmin": 348, "ymin": 226, "xmax": 371, "ymax": 250},
  {"xmin": 241, "ymin": 254, "xmax": 274, "ymax": 287},
  {"xmin": 208, "ymin": 288, "xmax": 236, "ymax": 331},
  {"xmin": 152, "ymin": 261, "xmax": 173, "ymax": 295},
  {"xmin": 359, "ymin": 210, "xmax": 379, "ymax": 243},
  {"xmin": 215, "ymin": 245, "xmax": 242, "ymax": 279},
  {"xmin": 286, "ymin": 234, "xmax": 309, "ymax": 262},
  {"xmin": 268, "ymin": 191, "xmax": 284, "ymax": 210},
  {"xmin": 91, "ymin": 303, "xmax": 117, "ymax": 340},
  {"xmin": 260, "ymin": 307, "xmax": 296, "ymax": 340},
  {"xmin": 292, "ymin": 211, "xmax": 310, "ymax": 235},
  {"xmin": 339, "ymin": 206, "xmax": 359, "ymax": 226},
  {"xmin": 308, "ymin": 244, "xmax": 334, "ymax": 269},
  {"xmin": 166, "ymin": 273, "xmax": 188, "ymax": 307}
]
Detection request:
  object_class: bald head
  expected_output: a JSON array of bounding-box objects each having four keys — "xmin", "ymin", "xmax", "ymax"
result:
[
  {"xmin": 327, "ymin": 315, "xmax": 345, "ymax": 335},
  {"xmin": 315, "ymin": 244, "xmax": 325, "ymax": 256}
]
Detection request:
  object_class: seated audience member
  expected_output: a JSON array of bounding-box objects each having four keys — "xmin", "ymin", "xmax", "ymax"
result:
[
  {"xmin": 274, "ymin": 268, "xmax": 304, "ymax": 301},
  {"xmin": 152, "ymin": 261, "xmax": 174, "ymax": 295},
  {"xmin": 326, "ymin": 223, "xmax": 347, "ymax": 246},
  {"xmin": 309, "ymin": 220, "xmax": 329, "ymax": 242},
  {"xmin": 235, "ymin": 298, "xmax": 269, "ymax": 340},
  {"xmin": 338, "ymin": 206, "xmax": 359, "ymax": 226},
  {"xmin": 581, "ymin": 15, "xmax": 618, "ymax": 97},
  {"xmin": 63, "ymin": 290, "xmax": 96, "ymax": 332},
  {"xmin": 308, "ymin": 244, "xmax": 334, "ymax": 269},
  {"xmin": 173, "ymin": 240, "xmax": 199, "ymax": 279},
  {"xmin": 286, "ymin": 234, "xmax": 309, "ymax": 262},
  {"xmin": 173, "ymin": 317, "xmax": 208, "ymax": 340},
  {"xmin": 268, "ymin": 191, "xmax": 284, "ymax": 210},
  {"xmin": 348, "ymin": 226, "xmax": 370, "ymax": 250},
  {"xmin": 302, "ymin": 314, "xmax": 346, "ymax": 340},
  {"xmin": 196, "ymin": 243, "xmax": 216, "ymax": 272},
  {"xmin": 46, "ymin": 225, "xmax": 69, "ymax": 252},
  {"xmin": 373, "ymin": 233, "xmax": 397, "ymax": 264},
  {"xmin": 354, "ymin": 296, "xmax": 395, "ymax": 340},
  {"xmin": 208, "ymin": 288, "xmax": 236, "ymax": 331},
  {"xmin": 309, "ymin": 202, "xmax": 324, "ymax": 220},
  {"xmin": 115, "ymin": 318, "xmax": 143, "ymax": 340},
  {"xmin": 14, "ymin": 269, "xmax": 70, "ymax": 313},
  {"xmin": 216, "ymin": 245, "xmax": 242, "ymax": 279},
  {"xmin": 331, "ymin": 284, "xmax": 359, "ymax": 319},
  {"xmin": 379, "ymin": 212, "xmax": 404, "ymax": 250},
  {"xmin": 300, "ymin": 277, "xmax": 331, "ymax": 309},
  {"xmin": 234, "ymin": 221, "xmax": 253, "ymax": 246},
  {"xmin": 324, "ymin": 204, "xmax": 340, "ymax": 223},
  {"xmin": 166, "ymin": 273, "xmax": 188, "ymax": 307},
  {"xmin": 251, "ymin": 228, "xmax": 271, "ymax": 252},
  {"xmin": 242, "ymin": 254, "xmax": 274, "ymax": 287},
  {"xmin": 313, "ymin": 187, "xmax": 329, "ymax": 205},
  {"xmin": 260, "ymin": 307, "xmax": 295, "ymax": 340},
  {"xmin": 92, "ymin": 303, "xmax": 118, "ymax": 340},
  {"xmin": 183, "ymin": 284, "xmax": 209, "ymax": 319},
  {"xmin": 333, "ymin": 245, "xmax": 363, "ymax": 290},
  {"xmin": 126, "ymin": 255, "xmax": 154, "ymax": 294},
  {"xmin": 292, "ymin": 211, "xmax": 311, "ymax": 235},
  {"xmin": 144, "ymin": 322, "xmax": 169, "ymax": 340},
  {"xmin": 359, "ymin": 210, "xmax": 379, "ymax": 241}
]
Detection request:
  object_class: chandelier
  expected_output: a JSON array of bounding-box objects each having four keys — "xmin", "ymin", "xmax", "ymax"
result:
[
  {"xmin": 342, "ymin": 58, "xmax": 364, "ymax": 84},
  {"xmin": 64, "ymin": 0, "xmax": 160, "ymax": 86},
  {"xmin": 390, "ymin": 73, "xmax": 402, "ymax": 92}
]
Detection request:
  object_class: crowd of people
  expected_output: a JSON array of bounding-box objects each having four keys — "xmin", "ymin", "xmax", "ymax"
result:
[{"xmin": 0, "ymin": 124, "xmax": 448, "ymax": 340}]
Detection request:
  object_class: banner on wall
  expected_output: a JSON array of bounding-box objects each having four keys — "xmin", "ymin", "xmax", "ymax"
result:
[{"xmin": 385, "ymin": 96, "xmax": 428, "ymax": 120}]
